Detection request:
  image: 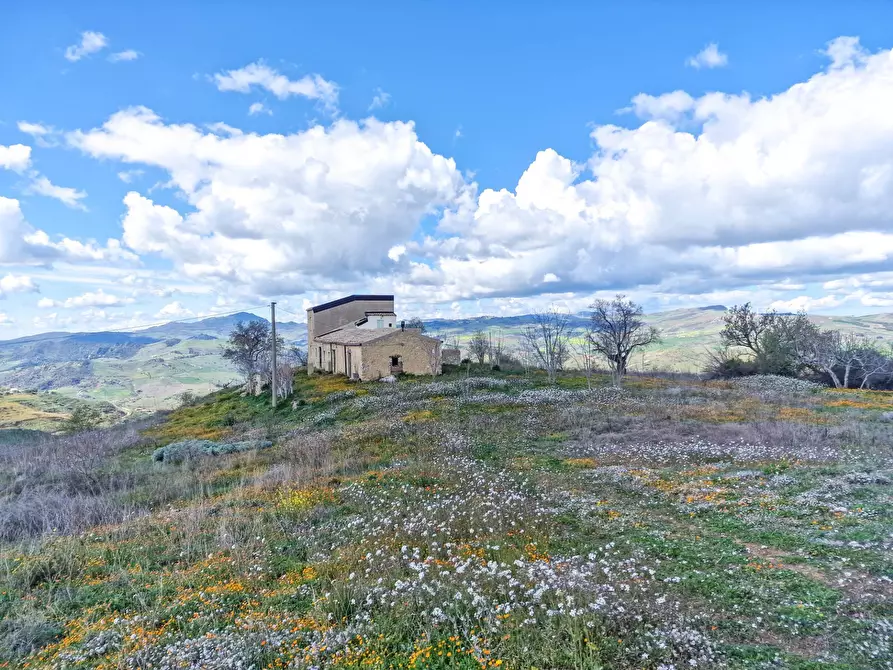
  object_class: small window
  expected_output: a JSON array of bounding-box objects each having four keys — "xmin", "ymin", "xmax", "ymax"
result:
[{"xmin": 390, "ymin": 356, "xmax": 400, "ymax": 366}]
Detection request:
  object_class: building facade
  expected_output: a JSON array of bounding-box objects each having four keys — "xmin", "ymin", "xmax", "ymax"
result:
[{"xmin": 306, "ymin": 295, "xmax": 442, "ymax": 380}]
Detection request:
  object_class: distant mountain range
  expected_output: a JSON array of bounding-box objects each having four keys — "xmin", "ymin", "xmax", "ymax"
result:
[{"xmin": 1, "ymin": 306, "xmax": 892, "ymax": 414}]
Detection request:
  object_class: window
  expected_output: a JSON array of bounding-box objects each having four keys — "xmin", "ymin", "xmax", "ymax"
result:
[{"xmin": 318, "ymin": 346, "xmax": 322, "ymax": 367}]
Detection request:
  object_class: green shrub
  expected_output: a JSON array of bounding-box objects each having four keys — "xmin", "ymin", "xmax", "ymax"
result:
[{"xmin": 151, "ymin": 438, "xmax": 272, "ymax": 463}]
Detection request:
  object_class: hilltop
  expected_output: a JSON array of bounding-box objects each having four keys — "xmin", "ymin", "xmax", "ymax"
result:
[{"xmin": 2, "ymin": 307, "xmax": 892, "ymax": 414}]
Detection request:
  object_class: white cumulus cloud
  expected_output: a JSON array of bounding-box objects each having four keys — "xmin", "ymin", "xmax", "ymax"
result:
[
  {"xmin": 0, "ymin": 196, "xmax": 136, "ymax": 266},
  {"xmin": 0, "ymin": 274, "xmax": 38, "ymax": 298},
  {"xmin": 68, "ymin": 107, "xmax": 469, "ymax": 294},
  {"xmin": 64, "ymin": 31, "xmax": 108, "ymax": 62},
  {"xmin": 27, "ymin": 176, "xmax": 88, "ymax": 210},
  {"xmin": 155, "ymin": 301, "xmax": 194, "ymax": 319},
  {"xmin": 38, "ymin": 289, "xmax": 134, "ymax": 309},
  {"xmin": 213, "ymin": 61, "xmax": 338, "ymax": 110},
  {"xmin": 248, "ymin": 102, "xmax": 272, "ymax": 116},
  {"xmin": 686, "ymin": 43, "xmax": 728, "ymax": 69},
  {"xmin": 0, "ymin": 144, "xmax": 31, "ymax": 172},
  {"xmin": 109, "ymin": 50, "xmax": 140, "ymax": 63},
  {"xmin": 404, "ymin": 36, "xmax": 893, "ymax": 303}
]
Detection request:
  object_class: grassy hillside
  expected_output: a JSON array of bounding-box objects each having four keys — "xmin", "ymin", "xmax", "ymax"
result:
[
  {"xmin": 1, "ymin": 369, "xmax": 891, "ymax": 668},
  {"xmin": 0, "ymin": 311, "xmax": 305, "ymax": 413},
  {"xmin": 2, "ymin": 307, "xmax": 892, "ymax": 414},
  {"xmin": 430, "ymin": 307, "xmax": 893, "ymax": 373},
  {"xmin": 0, "ymin": 390, "xmax": 122, "ymax": 431}
]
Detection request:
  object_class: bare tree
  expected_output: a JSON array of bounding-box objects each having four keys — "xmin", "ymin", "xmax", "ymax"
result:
[
  {"xmin": 222, "ymin": 321, "xmax": 271, "ymax": 393},
  {"xmin": 516, "ymin": 337, "xmax": 537, "ymax": 375},
  {"xmin": 588, "ymin": 295, "xmax": 660, "ymax": 386},
  {"xmin": 722, "ymin": 304, "xmax": 816, "ymax": 376},
  {"xmin": 275, "ymin": 363, "xmax": 293, "ymax": 400},
  {"xmin": 790, "ymin": 325, "xmax": 843, "ymax": 386},
  {"xmin": 720, "ymin": 303, "xmax": 777, "ymax": 358},
  {"xmin": 858, "ymin": 343, "xmax": 893, "ymax": 389},
  {"xmin": 222, "ymin": 320, "xmax": 291, "ymax": 395},
  {"xmin": 427, "ymin": 343, "xmax": 441, "ymax": 381},
  {"xmin": 789, "ymin": 327, "xmax": 888, "ymax": 388},
  {"xmin": 571, "ymin": 328, "xmax": 599, "ymax": 389},
  {"xmin": 520, "ymin": 308, "xmax": 574, "ymax": 383},
  {"xmin": 285, "ymin": 345, "xmax": 308, "ymax": 367},
  {"xmin": 468, "ymin": 329, "xmax": 489, "ymax": 365},
  {"xmin": 406, "ymin": 317, "xmax": 426, "ymax": 333},
  {"xmin": 488, "ymin": 330, "xmax": 506, "ymax": 367}
]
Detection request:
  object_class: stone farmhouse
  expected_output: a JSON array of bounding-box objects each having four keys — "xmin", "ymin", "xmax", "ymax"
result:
[{"xmin": 306, "ymin": 295, "xmax": 442, "ymax": 380}]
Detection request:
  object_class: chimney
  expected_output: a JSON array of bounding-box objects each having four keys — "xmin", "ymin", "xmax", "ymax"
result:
[{"xmin": 400, "ymin": 320, "xmax": 405, "ymax": 331}]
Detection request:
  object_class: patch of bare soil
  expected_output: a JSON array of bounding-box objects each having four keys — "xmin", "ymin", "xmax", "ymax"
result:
[{"xmin": 741, "ymin": 542, "xmax": 829, "ymax": 583}]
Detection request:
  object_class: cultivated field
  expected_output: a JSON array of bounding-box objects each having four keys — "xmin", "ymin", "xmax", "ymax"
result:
[{"xmin": 1, "ymin": 370, "xmax": 891, "ymax": 669}]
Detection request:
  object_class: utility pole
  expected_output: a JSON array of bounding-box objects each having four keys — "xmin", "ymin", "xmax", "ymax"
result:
[{"xmin": 270, "ymin": 301, "xmax": 277, "ymax": 409}]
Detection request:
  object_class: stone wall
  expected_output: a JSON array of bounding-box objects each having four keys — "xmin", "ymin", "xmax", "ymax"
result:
[{"xmin": 361, "ymin": 330, "xmax": 441, "ymax": 380}]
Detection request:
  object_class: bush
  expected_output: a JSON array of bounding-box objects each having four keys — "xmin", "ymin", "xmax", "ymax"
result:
[
  {"xmin": 704, "ymin": 353, "xmax": 759, "ymax": 379},
  {"xmin": 0, "ymin": 614, "xmax": 62, "ymax": 660},
  {"xmin": 491, "ymin": 364, "xmax": 501, "ymax": 371},
  {"xmin": 152, "ymin": 438, "xmax": 273, "ymax": 464},
  {"xmin": 61, "ymin": 406, "xmax": 103, "ymax": 434}
]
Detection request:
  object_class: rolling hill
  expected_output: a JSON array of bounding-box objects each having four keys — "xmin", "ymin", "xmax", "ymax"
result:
[
  {"xmin": 0, "ymin": 312, "xmax": 306, "ymax": 413},
  {"xmin": 1, "ymin": 306, "xmax": 892, "ymax": 414}
]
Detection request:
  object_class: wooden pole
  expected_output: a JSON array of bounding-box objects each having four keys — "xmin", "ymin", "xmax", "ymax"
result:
[{"xmin": 271, "ymin": 302, "xmax": 277, "ymax": 409}]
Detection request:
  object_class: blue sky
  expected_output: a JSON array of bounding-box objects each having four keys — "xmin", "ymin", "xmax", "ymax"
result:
[{"xmin": 3, "ymin": 2, "xmax": 893, "ymax": 336}]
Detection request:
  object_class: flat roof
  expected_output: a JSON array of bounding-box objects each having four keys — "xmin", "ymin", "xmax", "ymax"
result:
[{"xmin": 309, "ymin": 294, "xmax": 394, "ymax": 314}]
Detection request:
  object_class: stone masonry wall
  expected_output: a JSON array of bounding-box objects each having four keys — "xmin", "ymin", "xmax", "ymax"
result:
[{"xmin": 361, "ymin": 330, "xmax": 441, "ymax": 380}]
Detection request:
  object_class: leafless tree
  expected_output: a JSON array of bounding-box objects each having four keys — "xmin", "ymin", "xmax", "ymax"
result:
[
  {"xmin": 720, "ymin": 303, "xmax": 778, "ymax": 358},
  {"xmin": 428, "ymin": 344, "xmax": 440, "ymax": 381},
  {"xmin": 222, "ymin": 321, "xmax": 272, "ymax": 393},
  {"xmin": 285, "ymin": 345, "xmax": 308, "ymax": 367},
  {"xmin": 468, "ymin": 329, "xmax": 489, "ymax": 365},
  {"xmin": 722, "ymin": 304, "xmax": 817, "ymax": 376},
  {"xmin": 789, "ymin": 325, "xmax": 842, "ymax": 386},
  {"xmin": 571, "ymin": 327, "xmax": 599, "ymax": 389},
  {"xmin": 516, "ymin": 337, "xmax": 537, "ymax": 375},
  {"xmin": 857, "ymin": 343, "xmax": 893, "ymax": 389},
  {"xmin": 789, "ymin": 326, "xmax": 892, "ymax": 388},
  {"xmin": 274, "ymin": 362, "xmax": 295, "ymax": 400},
  {"xmin": 406, "ymin": 317, "xmax": 426, "ymax": 333},
  {"xmin": 520, "ymin": 308, "xmax": 574, "ymax": 383},
  {"xmin": 444, "ymin": 335, "xmax": 461, "ymax": 350},
  {"xmin": 588, "ymin": 295, "xmax": 660, "ymax": 386},
  {"xmin": 488, "ymin": 330, "xmax": 506, "ymax": 366}
]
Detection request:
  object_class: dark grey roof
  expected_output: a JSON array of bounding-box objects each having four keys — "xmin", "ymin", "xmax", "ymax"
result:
[{"xmin": 310, "ymin": 295, "xmax": 394, "ymax": 314}]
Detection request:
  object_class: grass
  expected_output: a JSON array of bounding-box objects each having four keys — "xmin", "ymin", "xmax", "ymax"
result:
[
  {"xmin": 1, "ymin": 371, "xmax": 891, "ymax": 669},
  {"xmin": 0, "ymin": 392, "xmax": 119, "ymax": 432}
]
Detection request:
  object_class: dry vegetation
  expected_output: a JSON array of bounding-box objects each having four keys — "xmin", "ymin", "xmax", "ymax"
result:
[{"xmin": 0, "ymin": 370, "xmax": 891, "ymax": 669}]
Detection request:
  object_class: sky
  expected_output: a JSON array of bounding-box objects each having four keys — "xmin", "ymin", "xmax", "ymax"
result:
[{"xmin": 3, "ymin": 1, "xmax": 893, "ymax": 337}]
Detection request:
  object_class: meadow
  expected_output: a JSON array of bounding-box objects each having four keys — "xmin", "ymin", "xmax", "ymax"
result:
[{"xmin": 0, "ymin": 368, "xmax": 891, "ymax": 669}]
